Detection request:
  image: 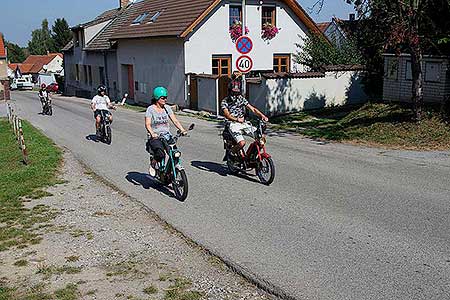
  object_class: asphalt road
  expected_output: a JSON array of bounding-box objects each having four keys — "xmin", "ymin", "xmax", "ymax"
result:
[{"xmin": 7, "ymin": 91, "xmax": 450, "ymax": 300}]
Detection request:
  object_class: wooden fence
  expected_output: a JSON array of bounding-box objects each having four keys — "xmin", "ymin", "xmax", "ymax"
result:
[{"xmin": 5, "ymin": 103, "xmax": 29, "ymax": 164}]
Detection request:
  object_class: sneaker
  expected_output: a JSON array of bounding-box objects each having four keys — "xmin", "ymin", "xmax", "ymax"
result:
[{"xmin": 148, "ymin": 160, "xmax": 158, "ymax": 177}]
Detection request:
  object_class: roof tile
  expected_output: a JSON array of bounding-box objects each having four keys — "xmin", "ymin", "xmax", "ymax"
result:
[{"xmin": 0, "ymin": 33, "xmax": 6, "ymax": 57}]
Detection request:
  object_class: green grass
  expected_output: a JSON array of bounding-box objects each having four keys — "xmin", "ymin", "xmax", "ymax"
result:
[
  {"xmin": 271, "ymin": 103, "xmax": 450, "ymax": 150},
  {"xmin": 0, "ymin": 283, "xmax": 79, "ymax": 300},
  {"xmin": 0, "ymin": 118, "xmax": 62, "ymax": 251},
  {"xmin": 143, "ymin": 285, "xmax": 158, "ymax": 295},
  {"xmin": 13, "ymin": 259, "xmax": 28, "ymax": 267},
  {"xmin": 163, "ymin": 277, "xmax": 203, "ymax": 300},
  {"xmin": 37, "ymin": 265, "xmax": 82, "ymax": 279},
  {"xmin": 121, "ymin": 103, "xmax": 148, "ymax": 113}
]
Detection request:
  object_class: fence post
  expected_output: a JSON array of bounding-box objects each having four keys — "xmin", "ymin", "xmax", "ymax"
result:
[{"xmin": 18, "ymin": 120, "xmax": 28, "ymax": 165}]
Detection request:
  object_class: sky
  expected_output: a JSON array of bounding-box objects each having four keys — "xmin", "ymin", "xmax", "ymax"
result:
[{"xmin": 0, "ymin": 0, "xmax": 355, "ymax": 47}]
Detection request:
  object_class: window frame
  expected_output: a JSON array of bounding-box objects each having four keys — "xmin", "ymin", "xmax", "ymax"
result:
[
  {"xmin": 212, "ymin": 55, "xmax": 232, "ymax": 77},
  {"xmin": 261, "ymin": 6, "xmax": 276, "ymax": 28},
  {"xmin": 273, "ymin": 54, "xmax": 290, "ymax": 73},
  {"xmin": 99, "ymin": 67, "xmax": 105, "ymax": 85},
  {"xmin": 424, "ymin": 61, "xmax": 441, "ymax": 83},
  {"xmin": 229, "ymin": 5, "xmax": 242, "ymax": 26}
]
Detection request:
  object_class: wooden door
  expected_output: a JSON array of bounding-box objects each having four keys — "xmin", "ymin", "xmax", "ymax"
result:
[
  {"xmin": 189, "ymin": 76, "xmax": 198, "ymax": 110},
  {"xmin": 127, "ymin": 65, "xmax": 134, "ymax": 99},
  {"xmin": 218, "ymin": 75, "xmax": 231, "ymax": 115}
]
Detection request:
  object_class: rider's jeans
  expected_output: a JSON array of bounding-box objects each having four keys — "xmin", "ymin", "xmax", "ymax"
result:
[{"xmin": 229, "ymin": 122, "xmax": 256, "ymax": 143}]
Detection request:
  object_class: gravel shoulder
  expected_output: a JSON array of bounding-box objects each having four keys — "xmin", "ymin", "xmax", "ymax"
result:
[{"xmin": 0, "ymin": 149, "xmax": 275, "ymax": 300}]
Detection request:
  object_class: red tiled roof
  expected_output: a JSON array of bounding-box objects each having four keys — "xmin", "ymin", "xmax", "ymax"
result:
[
  {"xmin": 0, "ymin": 33, "xmax": 6, "ymax": 57},
  {"xmin": 316, "ymin": 22, "xmax": 330, "ymax": 33},
  {"xmin": 8, "ymin": 63, "xmax": 35, "ymax": 73},
  {"xmin": 22, "ymin": 53, "xmax": 62, "ymax": 73},
  {"xmin": 111, "ymin": 0, "xmax": 325, "ymax": 40}
]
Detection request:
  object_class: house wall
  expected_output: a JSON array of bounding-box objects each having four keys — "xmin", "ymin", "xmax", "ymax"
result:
[
  {"xmin": 248, "ymin": 71, "xmax": 368, "ymax": 115},
  {"xmin": 64, "ymin": 50, "xmax": 118, "ymax": 99},
  {"xmin": 84, "ymin": 20, "xmax": 111, "ymax": 44},
  {"xmin": 116, "ymin": 38, "xmax": 185, "ymax": 105},
  {"xmin": 184, "ymin": 0, "xmax": 311, "ymax": 75},
  {"xmin": 45, "ymin": 56, "xmax": 64, "ymax": 75},
  {"xmin": 323, "ymin": 21, "xmax": 346, "ymax": 48},
  {"xmin": 383, "ymin": 54, "xmax": 450, "ymax": 103}
]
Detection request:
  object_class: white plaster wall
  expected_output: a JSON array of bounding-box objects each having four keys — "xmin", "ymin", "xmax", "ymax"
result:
[
  {"xmin": 197, "ymin": 77, "xmax": 217, "ymax": 112},
  {"xmin": 116, "ymin": 38, "xmax": 185, "ymax": 105},
  {"xmin": 249, "ymin": 71, "xmax": 368, "ymax": 115},
  {"xmin": 84, "ymin": 20, "xmax": 111, "ymax": 45},
  {"xmin": 185, "ymin": 0, "xmax": 310, "ymax": 74},
  {"xmin": 45, "ymin": 56, "xmax": 64, "ymax": 74}
]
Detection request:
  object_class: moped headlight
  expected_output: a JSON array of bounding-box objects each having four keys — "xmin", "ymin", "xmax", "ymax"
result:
[{"xmin": 174, "ymin": 151, "xmax": 182, "ymax": 158}]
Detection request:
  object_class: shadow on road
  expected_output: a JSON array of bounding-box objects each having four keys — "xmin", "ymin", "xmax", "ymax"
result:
[
  {"xmin": 85, "ymin": 134, "xmax": 99, "ymax": 143},
  {"xmin": 125, "ymin": 171, "xmax": 176, "ymax": 199},
  {"xmin": 191, "ymin": 160, "xmax": 260, "ymax": 183}
]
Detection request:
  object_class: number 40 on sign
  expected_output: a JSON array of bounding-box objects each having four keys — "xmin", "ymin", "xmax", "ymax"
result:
[{"xmin": 236, "ymin": 55, "xmax": 253, "ymax": 74}]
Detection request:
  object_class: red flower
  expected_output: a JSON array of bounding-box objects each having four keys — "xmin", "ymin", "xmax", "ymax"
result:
[{"xmin": 261, "ymin": 23, "xmax": 280, "ymax": 41}]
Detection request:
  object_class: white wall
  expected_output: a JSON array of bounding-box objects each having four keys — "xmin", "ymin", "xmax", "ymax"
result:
[
  {"xmin": 248, "ymin": 71, "xmax": 368, "ymax": 115},
  {"xmin": 185, "ymin": 0, "xmax": 310, "ymax": 74},
  {"xmin": 44, "ymin": 55, "xmax": 64, "ymax": 74},
  {"xmin": 84, "ymin": 20, "xmax": 111, "ymax": 45},
  {"xmin": 116, "ymin": 38, "xmax": 185, "ymax": 105}
]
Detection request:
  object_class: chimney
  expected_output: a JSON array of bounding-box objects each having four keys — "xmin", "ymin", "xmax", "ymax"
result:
[
  {"xmin": 349, "ymin": 13, "xmax": 355, "ymax": 21},
  {"xmin": 119, "ymin": 0, "xmax": 129, "ymax": 9}
]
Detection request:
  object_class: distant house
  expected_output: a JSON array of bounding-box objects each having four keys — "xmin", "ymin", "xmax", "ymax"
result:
[
  {"xmin": 64, "ymin": 0, "xmax": 327, "ymax": 106},
  {"xmin": 383, "ymin": 53, "xmax": 450, "ymax": 103},
  {"xmin": 0, "ymin": 32, "xmax": 10, "ymax": 100},
  {"xmin": 317, "ymin": 14, "xmax": 357, "ymax": 48},
  {"xmin": 9, "ymin": 53, "xmax": 63, "ymax": 84}
]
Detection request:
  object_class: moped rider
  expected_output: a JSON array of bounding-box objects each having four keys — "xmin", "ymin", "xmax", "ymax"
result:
[
  {"xmin": 145, "ymin": 86, "xmax": 187, "ymax": 176},
  {"xmin": 91, "ymin": 85, "xmax": 115, "ymax": 136},
  {"xmin": 221, "ymin": 71, "xmax": 269, "ymax": 157},
  {"xmin": 38, "ymin": 83, "xmax": 50, "ymax": 113}
]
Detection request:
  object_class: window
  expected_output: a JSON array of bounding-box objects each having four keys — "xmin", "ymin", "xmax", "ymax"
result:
[
  {"xmin": 88, "ymin": 66, "xmax": 92, "ymax": 86},
  {"xmin": 74, "ymin": 32, "xmax": 79, "ymax": 47},
  {"xmin": 425, "ymin": 62, "xmax": 441, "ymax": 82},
  {"xmin": 83, "ymin": 65, "xmax": 88, "ymax": 84},
  {"xmin": 262, "ymin": 7, "xmax": 276, "ymax": 27},
  {"xmin": 132, "ymin": 12, "xmax": 149, "ymax": 25},
  {"xmin": 273, "ymin": 54, "xmax": 290, "ymax": 73},
  {"xmin": 99, "ymin": 67, "xmax": 105, "ymax": 85},
  {"xmin": 405, "ymin": 61, "xmax": 412, "ymax": 80},
  {"xmin": 212, "ymin": 56, "xmax": 232, "ymax": 76},
  {"xmin": 75, "ymin": 64, "xmax": 80, "ymax": 81},
  {"xmin": 148, "ymin": 11, "xmax": 161, "ymax": 23},
  {"xmin": 229, "ymin": 6, "xmax": 242, "ymax": 26},
  {"xmin": 385, "ymin": 59, "xmax": 398, "ymax": 80}
]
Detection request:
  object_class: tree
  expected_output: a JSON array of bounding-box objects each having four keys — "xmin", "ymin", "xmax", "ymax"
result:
[
  {"xmin": 5, "ymin": 41, "xmax": 27, "ymax": 63},
  {"xmin": 294, "ymin": 34, "xmax": 363, "ymax": 71},
  {"xmin": 52, "ymin": 18, "xmax": 72, "ymax": 52},
  {"xmin": 313, "ymin": 0, "xmax": 450, "ymax": 121},
  {"xmin": 28, "ymin": 19, "xmax": 55, "ymax": 55}
]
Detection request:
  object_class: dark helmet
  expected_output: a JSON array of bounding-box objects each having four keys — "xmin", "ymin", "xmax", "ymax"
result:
[
  {"xmin": 40, "ymin": 83, "xmax": 47, "ymax": 89},
  {"xmin": 97, "ymin": 85, "xmax": 107, "ymax": 95},
  {"xmin": 228, "ymin": 71, "xmax": 243, "ymax": 95}
]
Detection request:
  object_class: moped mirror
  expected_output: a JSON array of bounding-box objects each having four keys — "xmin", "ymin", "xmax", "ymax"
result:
[{"xmin": 188, "ymin": 123, "xmax": 195, "ymax": 131}]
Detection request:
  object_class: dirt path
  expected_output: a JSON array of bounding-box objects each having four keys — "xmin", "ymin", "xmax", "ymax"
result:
[{"xmin": 0, "ymin": 150, "xmax": 275, "ymax": 300}]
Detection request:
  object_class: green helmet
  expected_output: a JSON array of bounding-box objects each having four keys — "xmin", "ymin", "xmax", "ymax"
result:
[{"xmin": 153, "ymin": 86, "xmax": 168, "ymax": 100}]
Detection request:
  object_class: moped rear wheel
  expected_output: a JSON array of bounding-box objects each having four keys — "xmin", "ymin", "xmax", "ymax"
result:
[
  {"xmin": 172, "ymin": 169, "xmax": 188, "ymax": 201},
  {"xmin": 256, "ymin": 157, "xmax": 275, "ymax": 185}
]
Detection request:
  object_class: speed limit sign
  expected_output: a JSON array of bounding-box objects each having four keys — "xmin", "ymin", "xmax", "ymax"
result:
[{"xmin": 236, "ymin": 55, "xmax": 253, "ymax": 73}]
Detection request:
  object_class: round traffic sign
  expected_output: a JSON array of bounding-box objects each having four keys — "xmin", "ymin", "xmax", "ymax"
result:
[
  {"xmin": 236, "ymin": 55, "xmax": 253, "ymax": 73},
  {"xmin": 236, "ymin": 36, "xmax": 253, "ymax": 55}
]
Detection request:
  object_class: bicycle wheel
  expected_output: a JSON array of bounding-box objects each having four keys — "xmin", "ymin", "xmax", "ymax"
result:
[
  {"xmin": 172, "ymin": 169, "xmax": 188, "ymax": 201},
  {"xmin": 256, "ymin": 157, "xmax": 275, "ymax": 185}
]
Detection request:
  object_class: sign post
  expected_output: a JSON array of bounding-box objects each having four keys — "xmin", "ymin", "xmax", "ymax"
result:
[{"xmin": 241, "ymin": 0, "xmax": 247, "ymax": 94}]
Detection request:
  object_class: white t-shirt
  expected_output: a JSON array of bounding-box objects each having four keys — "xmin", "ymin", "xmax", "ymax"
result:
[{"xmin": 91, "ymin": 95, "xmax": 111, "ymax": 111}]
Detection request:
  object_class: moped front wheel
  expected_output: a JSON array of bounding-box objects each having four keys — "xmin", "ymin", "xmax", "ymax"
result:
[
  {"xmin": 256, "ymin": 157, "xmax": 275, "ymax": 185},
  {"xmin": 172, "ymin": 169, "xmax": 188, "ymax": 201},
  {"xmin": 105, "ymin": 126, "xmax": 112, "ymax": 145}
]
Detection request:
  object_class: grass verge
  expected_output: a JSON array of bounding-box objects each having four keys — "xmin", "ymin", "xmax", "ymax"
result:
[
  {"xmin": 271, "ymin": 103, "xmax": 450, "ymax": 150},
  {"xmin": 120, "ymin": 103, "xmax": 148, "ymax": 113},
  {"xmin": 0, "ymin": 118, "xmax": 62, "ymax": 251}
]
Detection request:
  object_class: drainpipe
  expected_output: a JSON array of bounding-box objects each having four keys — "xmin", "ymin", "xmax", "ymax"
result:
[{"xmin": 103, "ymin": 50, "xmax": 110, "ymax": 96}]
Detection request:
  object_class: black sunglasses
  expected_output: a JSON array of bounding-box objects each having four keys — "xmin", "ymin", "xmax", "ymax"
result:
[{"xmin": 159, "ymin": 96, "xmax": 167, "ymax": 100}]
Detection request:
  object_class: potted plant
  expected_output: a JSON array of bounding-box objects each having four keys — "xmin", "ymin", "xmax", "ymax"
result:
[
  {"xmin": 229, "ymin": 21, "xmax": 249, "ymax": 42},
  {"xmin": 261, "ymin": 23, "xmax": 280, "ymax": 41}
]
